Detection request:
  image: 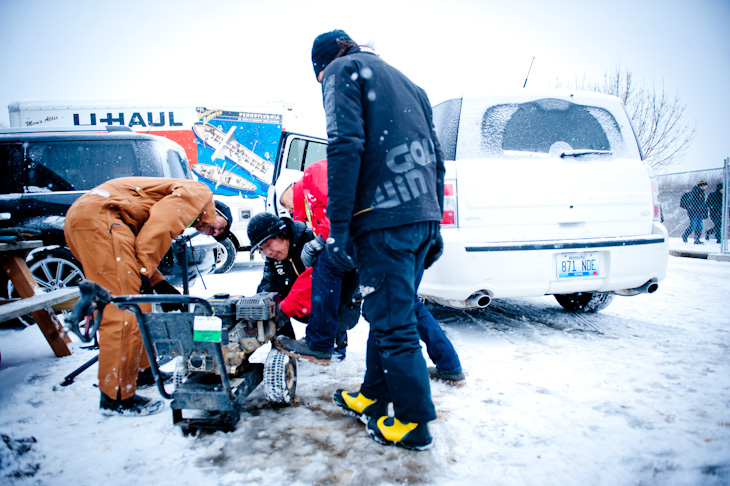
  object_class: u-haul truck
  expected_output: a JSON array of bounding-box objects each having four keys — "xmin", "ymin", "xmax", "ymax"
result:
[{"xmin": 8, "ymin": 100, "xmax": 327, "ymax": 272}]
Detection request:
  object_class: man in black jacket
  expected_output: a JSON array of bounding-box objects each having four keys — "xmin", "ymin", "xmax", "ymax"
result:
[
  {"xmin": 681, "ymin": 181, "xmax": 709, "ymax": 244},
  {"xmin": 249, "ymin": 212, "xmax": 359, "ymax": 357},
  {"xmin": 248, "ymin": 212, "xmax": 313, "ymax": 341},
  {"xmin": 312, "ymin": 29, "xmax": 445, "ymax": 450},
  {"xmin": 705, "ymin": 183, "xmax": 723, "ymax": 243}
]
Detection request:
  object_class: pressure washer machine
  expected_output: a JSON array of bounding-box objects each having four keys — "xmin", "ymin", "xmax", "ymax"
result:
[{"xmin": 69, "ymin": 281, "xmax": 297, "ymax": 433}]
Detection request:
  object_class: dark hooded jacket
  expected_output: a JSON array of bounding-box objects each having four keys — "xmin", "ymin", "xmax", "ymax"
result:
[
  {"xmin": 707, "ymin": 186, "xmax": 722, "ymax": 220},
  {"xmin": 320, "ymin": 46, "xmax": 445, "ymax": 238},
  {"xmin": 256, "ymin": 217, "xmax": 315, "ymax": 319},
  {"xmin": 681, "ymin": 185, "xmax": 708, "ymax": 217}
]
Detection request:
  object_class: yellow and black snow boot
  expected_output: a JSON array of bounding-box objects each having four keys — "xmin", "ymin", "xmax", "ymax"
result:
[
  {"xmin": 365, "ymin": 416, "xmax": 433, "ymax": 451},
  {"xmin": 333, "ymin": 390, "xmax": 389, "ymax": 423}
]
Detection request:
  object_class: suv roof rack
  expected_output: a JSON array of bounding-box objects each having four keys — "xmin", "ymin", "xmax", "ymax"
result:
[{"xmin": 0, "ymin": 125, "xmax": 133, "ymax": 134}]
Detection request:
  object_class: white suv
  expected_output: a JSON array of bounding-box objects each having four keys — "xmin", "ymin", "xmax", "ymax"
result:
[{"xmin": 419, "ymin": 91, "xmax": 669, "ymax": 312}]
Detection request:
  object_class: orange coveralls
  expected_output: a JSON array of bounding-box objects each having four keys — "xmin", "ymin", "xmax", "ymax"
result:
[{"xmin": 64, "ymin": 177, "xmax": 217, "ymax": 401}]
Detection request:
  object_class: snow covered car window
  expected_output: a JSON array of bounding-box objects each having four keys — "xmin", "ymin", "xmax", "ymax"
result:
[{"xmin": 480, "ymin": 98, "xmax": 622, "ymax": 157}]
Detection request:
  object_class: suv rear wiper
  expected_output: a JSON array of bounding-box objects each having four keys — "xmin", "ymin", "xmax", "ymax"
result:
[{"xmin": 560, "ymin": 149, "xmax": 612, "ymax": 158}]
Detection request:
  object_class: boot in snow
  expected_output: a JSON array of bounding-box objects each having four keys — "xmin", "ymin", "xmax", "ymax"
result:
[
  {"xmin": 366, "ymin": 416, "xmax": 433, "ymax": 451},
  {"xmin": 333, "ymin": 390, "xmax": 389, "ymax": 423}
]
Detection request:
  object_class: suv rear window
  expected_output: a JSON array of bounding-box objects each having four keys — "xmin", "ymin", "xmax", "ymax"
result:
[
  {"xmin": 481, "ymin": 99, "xmax": 622, "ymax": 156},
  {"xmin": 26, "ymin": 141, "xmax": 140, "ymax": 192}
]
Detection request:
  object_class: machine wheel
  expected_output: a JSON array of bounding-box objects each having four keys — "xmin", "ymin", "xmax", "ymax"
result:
[
  {"xmin": 264, "ymin": 348, "xmax": 297, "ymax": 404},
  {"xmin": 554, "ymin": 292, "xmax": 614, "ymax": 313},
  {"xmin": 213, "ymin": 237, "xmax": 237, "ymax": 274},
  {"xmin": 7, "ymin": 247, "xmax": 85, "ymax": 326}
]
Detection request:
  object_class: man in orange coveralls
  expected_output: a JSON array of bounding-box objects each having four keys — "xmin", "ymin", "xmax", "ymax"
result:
[{"xmin": 64, "ymin": 177, "xmax": 231, "ymax": 416}]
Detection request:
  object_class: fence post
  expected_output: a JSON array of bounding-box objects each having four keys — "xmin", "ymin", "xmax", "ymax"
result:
[{"xmin": 722, "ymin": 157, "xmax": 729, "ymax": 254}]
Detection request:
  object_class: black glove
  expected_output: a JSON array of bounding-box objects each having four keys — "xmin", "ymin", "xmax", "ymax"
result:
[
  {"xmin": 140, "ymin": 275, "xmax": 153, "ymax": 294},
  {"xmin": 326, "ymin": 227, "xmax": 355, "ymax": 272},
  {"xmin": 153, "ymin": 280, "xmax": 185, "ymax": 312},
  {"xmin": 424, "ymin": 231, "xmax": 444, "ymax": 270},
  {"xmin": 301, "ymin": 235, "xmax": 325, "ymax": 267}
]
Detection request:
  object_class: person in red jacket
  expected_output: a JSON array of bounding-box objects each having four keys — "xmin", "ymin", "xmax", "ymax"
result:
[{"xmin": 273, "ymin": 159, "xmax": 360, "ymax": 362}]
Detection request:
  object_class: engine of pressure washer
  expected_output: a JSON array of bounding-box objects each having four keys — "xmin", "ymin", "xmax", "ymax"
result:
[{"xmin": 188, "ymin": 291, "xmax": 280, "ymax": 377}]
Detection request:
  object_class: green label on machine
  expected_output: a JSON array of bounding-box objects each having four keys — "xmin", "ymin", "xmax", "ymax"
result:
[{"xmin": 193, "ymin": 315, "xmax": 223, "ymax": 342}]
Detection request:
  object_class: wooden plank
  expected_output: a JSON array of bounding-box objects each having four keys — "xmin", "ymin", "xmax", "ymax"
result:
[
  {"xmin": 52, "ymin": 296, "xmax": 80, "ymax": 312},
  {"xmin": 0, "ymin": 287, "xmax": 81, "ymax": 323},
  {"xmin": 0, "ymin": 240, "xmax": 43, "ymax": 252}
]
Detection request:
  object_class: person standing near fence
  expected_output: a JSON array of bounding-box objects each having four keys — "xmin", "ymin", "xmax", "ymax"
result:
[
  {"xmin": 680, "ymin": 181, "xmax": 709, "ymax": 244},
  {"xmin": 705, "ymin": 183, "xmax": 723, "ymax": 243}
]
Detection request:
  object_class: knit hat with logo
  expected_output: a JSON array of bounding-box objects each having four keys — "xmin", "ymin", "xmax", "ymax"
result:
[{"xmin": 247, "ymin": 212, "xmax": 288, "ymax": 251}]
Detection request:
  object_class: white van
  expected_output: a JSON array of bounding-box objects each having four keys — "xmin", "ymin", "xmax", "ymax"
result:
[
  {"xmin": 268, "ymin": 91, "xmax": 668, "ymax": 313},
  {"xmin": 418, "ymin": 91, "xmax": 668, "ymax": 312}
]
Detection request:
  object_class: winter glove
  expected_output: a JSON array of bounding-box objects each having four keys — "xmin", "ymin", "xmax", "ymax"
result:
[
  {"xmin": 424, "ymin": 231, "xmax": 444, "ymax": 270},
  {"xmin": 153, "ymin": 280, "xmax": 186, "ymax": 312},
  {"xmin": 140, "ymin": 275, "xmax": 153, "ymax": 294},
  {"xmin": 301, "ymin": 235, "xmax": 325, "ymax": 268},
  {"xmin": 326, "ymin": 226, "xmax": 355, "ymax": 272}
]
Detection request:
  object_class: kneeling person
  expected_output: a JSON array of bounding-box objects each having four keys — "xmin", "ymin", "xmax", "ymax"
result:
[{"xmin": 248, "ymin": 212, "xmax": 358, "ymax": 362}]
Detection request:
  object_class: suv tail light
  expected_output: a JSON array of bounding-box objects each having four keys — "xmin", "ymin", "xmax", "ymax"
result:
[
  {"xmin": 441, "ymin": 180, "xmax": 457, "ymax": 227},
  {"xmin": 649, "ymin": 175, "xmax": 661, "ymax": 221}
]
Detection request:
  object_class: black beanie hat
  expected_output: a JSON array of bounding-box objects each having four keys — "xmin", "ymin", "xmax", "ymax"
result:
[
  {"xmin": 247, "ymin": 212, "xmax": 287, "ymax": 251},
  {"xmin": 311, "ymin": 29, "xmax": 354, "ymax": 78},
  {"xmin": 213, "ymin": 201, "xmax": 233, "ymax": 242}
]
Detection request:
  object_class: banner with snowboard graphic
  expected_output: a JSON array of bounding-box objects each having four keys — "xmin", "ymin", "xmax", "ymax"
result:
[{"xmin": 192, "ymin": 108, "xmax": 282, "ymax": 198}]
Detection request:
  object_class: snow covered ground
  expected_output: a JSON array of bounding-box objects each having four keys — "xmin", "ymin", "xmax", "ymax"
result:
[{"xmin": 1, "ymin": 253, "xmax": 729, "ymax": 486}]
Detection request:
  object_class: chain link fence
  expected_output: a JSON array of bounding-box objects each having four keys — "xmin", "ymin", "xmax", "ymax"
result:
[{"xmin": 656, "ymin": 158, "xmax": 729, "ymax": 255}]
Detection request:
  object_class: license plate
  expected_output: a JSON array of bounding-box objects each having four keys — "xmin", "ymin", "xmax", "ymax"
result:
[{"xmin": 556, "ymin": 252, "xmax": 600, "ymax": 279}]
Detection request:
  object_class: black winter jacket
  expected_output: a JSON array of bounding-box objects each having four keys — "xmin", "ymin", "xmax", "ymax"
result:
[
  {"xmin": 682, "ymin": 186, "xmax": 708, "ymax": 217},
  {"xmin": 707, "ymin": 189, "xmax": 722, "ymax": 219},
  {"xmin": 256, "ymin": 218, "xmax": 314, "ymax": 319},
  {"xmin": 320, "ymin": 46, "xmax": 445, "ymax": 238}
]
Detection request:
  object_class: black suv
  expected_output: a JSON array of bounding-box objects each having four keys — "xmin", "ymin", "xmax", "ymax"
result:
[{"xmin": 0, "ymin": 127, "xmax": 217, "ymax": 298}]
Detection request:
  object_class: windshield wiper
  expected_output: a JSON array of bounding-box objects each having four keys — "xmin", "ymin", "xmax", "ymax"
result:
[{"xmin": 560, "ymin": 149, "xmax": 612, "ymax": 158}]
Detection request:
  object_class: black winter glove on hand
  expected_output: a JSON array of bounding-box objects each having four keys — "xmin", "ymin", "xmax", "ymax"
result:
[
  {"xmin": 326, "ymin": 227, "xmax": 355, "ymax": 272},
  {"xmin": 153, "ymin": 280, "xmax": 185, "ymax": 312},
  {"xmin": 140, "ymin": 275, "xmax": 153, "ymax": 294},
  {"xmin": 301, "ymin": 235, "xmax": 326, "ymax": 268},
  {"xmin": 424, "ymin": 231, "xmax": 444, "ymax": 270}
]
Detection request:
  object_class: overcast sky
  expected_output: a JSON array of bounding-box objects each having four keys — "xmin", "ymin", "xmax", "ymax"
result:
[{"xmin": 0, "ymin": 0, "xmax": 727, "ymax": 174}]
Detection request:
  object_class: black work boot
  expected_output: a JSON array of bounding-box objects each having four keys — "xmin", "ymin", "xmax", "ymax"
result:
[
  {"xmin": 100, "ymin": 391, "xmax": 163, "ymax": 416},
  {"xmin": 136, "ymin": 368, "xmax": 172, "ymax": 389},
  {"xmin": 428, "ymin": 366, "xmax": 466, "ymax": 387},
  {"xmin": 275, "ymin": 336, "xmax": 332, "ymax": 364}
]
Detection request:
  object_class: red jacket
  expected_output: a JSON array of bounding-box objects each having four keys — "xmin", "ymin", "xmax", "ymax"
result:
[{"xmin": 291, "ymin": 159, "xmax": 330, "ymax": 239}]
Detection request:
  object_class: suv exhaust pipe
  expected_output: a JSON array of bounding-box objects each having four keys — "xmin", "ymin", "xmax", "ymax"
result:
[
  {"xmin": 419, "ymin": 291, "xmax": 492, "ymax": 309},
  {"xmin": 612, "ymin": 279, "xmax": 659, "ymax": 296},
  {"xmin": 467, "ymin": 291, "xmax": 492, "ymax": 308}
]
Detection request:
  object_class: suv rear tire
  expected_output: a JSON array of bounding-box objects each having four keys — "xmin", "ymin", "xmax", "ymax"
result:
[{"xmin": 554, "ymin": 292, "xmax": 614, "ymax": 313}]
